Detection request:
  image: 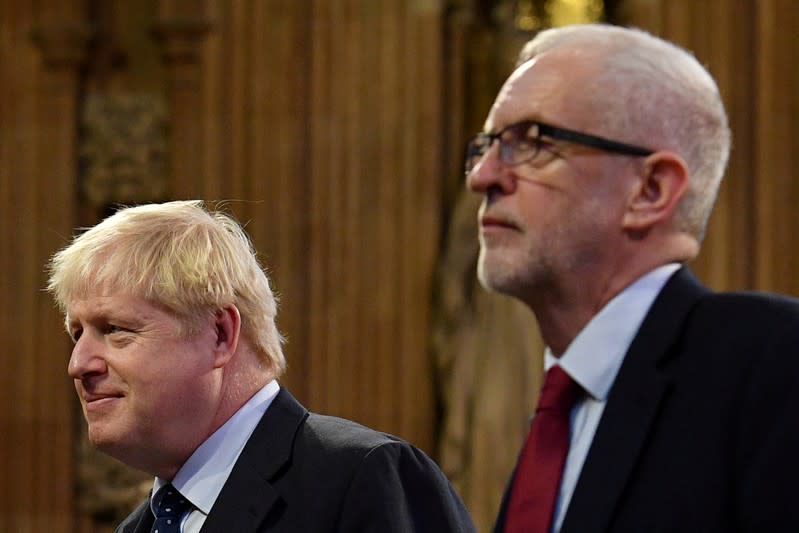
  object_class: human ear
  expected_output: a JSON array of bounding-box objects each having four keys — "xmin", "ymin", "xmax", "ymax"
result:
[
  {"xmin": 623, "ymin": 151, "xmax": 689, "ymax": 232},
  {"xmin": 212, "ymin": 304, "xmax": 241, "ymax": 368}
]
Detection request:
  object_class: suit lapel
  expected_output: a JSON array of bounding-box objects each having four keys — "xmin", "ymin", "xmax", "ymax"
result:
[
  {"xmin": 560, "ymin": 268, "xmax": 708, "ymax": 533},
  {"xmin": 115, "ymin": 499, "xmax": 153, "ymax": 533},
  {"xmin": 199, "ymin": 387, "xmax": 308, "ymax": 532}
]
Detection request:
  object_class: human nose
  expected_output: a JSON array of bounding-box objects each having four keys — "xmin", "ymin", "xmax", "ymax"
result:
[
  {"xmin": 466, "ymin": 142, "xmax": 516, "ymax": 195},
  {"xmin": 68, "ymin": 333, "xmax": 107, "ymax": 380}
]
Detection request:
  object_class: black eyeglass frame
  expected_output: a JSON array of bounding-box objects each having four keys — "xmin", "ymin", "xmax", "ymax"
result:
[{"xmin": 464, "ymin": 119, "xmax": 655, "ymax": 175}]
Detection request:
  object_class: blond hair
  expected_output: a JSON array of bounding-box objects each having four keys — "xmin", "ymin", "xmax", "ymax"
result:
[{"xmin": 47, "ymin": 200, "xmax": 285, "ymax": 375}]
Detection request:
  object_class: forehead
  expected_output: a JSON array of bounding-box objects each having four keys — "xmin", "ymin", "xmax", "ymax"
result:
[
  {"xmin": 66, "ymin": 290, "xmax": 164, "ymax": 324},
  {"xmin": 485, "ymin": 50, "xmax": 591, "ymax": 132}
]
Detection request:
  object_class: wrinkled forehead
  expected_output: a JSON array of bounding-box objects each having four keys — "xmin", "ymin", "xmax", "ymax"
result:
[
  {"xmin": 58, "ymin": 261, "xmax": 161, "ymax": 321},
  {"xmin": 60, "ymin": 264, "xmax": 129, "ymax": 305},
  {"xmin": 64, "ymin": 280, "xmax": 130, "ymax": 314},
  {"xmin": 64, "ymin": 284, "xmax": 178, "ymax": 325},
  {"xmin": 485, "ymin": 50, "xmax": 596, "ymax": 132},
  {"xmin": 66, "ymin": 291, "xmax": 115, "ymax": 320}
]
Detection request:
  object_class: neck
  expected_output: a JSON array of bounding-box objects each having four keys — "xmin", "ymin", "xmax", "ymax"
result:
[
  {"xmin": 156, "ymin": 360, "xmax": 273, "ymax": 481},
  {"xmin": 213, "ymin": 360, "xmax": 273, "ymax": 431},
  {"xmin": 523, "ymin": 240, "xmax": 693, "ymax": 355}
]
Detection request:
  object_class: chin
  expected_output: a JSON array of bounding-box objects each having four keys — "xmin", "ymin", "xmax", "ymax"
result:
[
  {"xmin": 478, "ymin": 267, "xmax": 514, "ymax": 296},
  {"xmin": 86, "ymin": 421, "xmax": 126, "ymax": 451},
  {"xmin": 86, "ymin": 426, "xmax": 112, "ymax": 448},
  {"xmin": 479, "ymin": 254, "xmax": 513, "ymax": 290}
]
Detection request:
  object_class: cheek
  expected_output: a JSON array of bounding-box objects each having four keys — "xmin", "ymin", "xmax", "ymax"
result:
[
  {"xmin": 125, "ymin": 369, "xmax": 216, "ymax": 441},
  {"xmin": 140, "ymin": 351, "xmax": 217, "ymax": 405},
  {"xmin": 515, "ymin": 188, "xmax": 567, "ymax": 234},
  {"xmin": 123, "ymin": 336, "xmax": 218, "ymax": 403}
]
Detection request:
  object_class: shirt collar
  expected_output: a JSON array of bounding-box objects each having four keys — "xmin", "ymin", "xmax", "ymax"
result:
[
  {"xmin": 545, "ymin": 264, "xmax": 680, "ymax": 401},
  {"xmin": 152, "ymin": 379, "xmax": 280, "ymax": 514}
]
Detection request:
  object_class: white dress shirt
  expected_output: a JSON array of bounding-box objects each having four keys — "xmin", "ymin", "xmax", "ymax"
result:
[
  {"xmin": 150, "ymin": 379, "xmax": 280, "ymax": 532},
  {"xmin": 545, "ymin": 264, "xmax": 680, "ymax": 533}
]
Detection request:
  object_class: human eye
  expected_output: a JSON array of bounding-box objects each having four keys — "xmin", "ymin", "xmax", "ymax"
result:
[
  {"xmin": 104, "ymin": 323, "xmax": 138, "ymax": 347},
  {"xmin": 515, "ymin": 135, "xmax": 545, "ymax": 151},
  {"xmin": 69, "ymin": 327, "xmax": 82, "ymax": 343},
  {"xmin": 465, "ymin": 133, "xmax": 495, "ymax": 174},
  {"xmin": 500, "ymin": 125, "xmax": 545, "ymax": 164},
  {"xmin": 99, "ymin": 321, "xmax": 133, "ymax": 338},
  {"xmin": 105, "ymin": 324, "xmax": 126, "ymax": 335},
  {"xmin": 472, "ymin": 133, "xmax": 493, "ymax": 155},
  {"xmin": 532, "ymin": 137, "xmax": 558, "ymax": 156}
]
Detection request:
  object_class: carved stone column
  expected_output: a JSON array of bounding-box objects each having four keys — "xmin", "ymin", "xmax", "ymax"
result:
[
  {"xmin": 26, "ymin": 15, "xmax": 92, "ymax": 533},
  {"xmin": 434, "ymin": 2, "xmax": 608, "ymax": 530},
  {"xmin": 153, "ymin": 15, "xmax": 211, "ymax": 198}
]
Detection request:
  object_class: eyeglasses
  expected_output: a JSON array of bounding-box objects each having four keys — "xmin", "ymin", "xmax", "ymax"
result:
[{"xmin": 464, "ymin": 119, "xmax": 654, "ymax": 176}]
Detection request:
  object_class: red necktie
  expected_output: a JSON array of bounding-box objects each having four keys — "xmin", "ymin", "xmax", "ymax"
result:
[{"xmin": 504, "ymin": 365, "xmax": 582, "ymax": 533}]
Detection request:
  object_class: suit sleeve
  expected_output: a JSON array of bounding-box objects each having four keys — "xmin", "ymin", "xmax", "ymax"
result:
[
  {"xmin": 736, "ymin": 319, "xmax": 799, "ymax": 531},
  {"xmin": 336, "ymin": 441, "xmax": 476, "ymax": 533}
]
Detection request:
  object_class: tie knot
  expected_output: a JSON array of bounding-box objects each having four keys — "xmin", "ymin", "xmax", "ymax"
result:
[
  {"xmin": 151, "ymin": 484, "xmax": 193, "ymax": 532},
  {"xmin": 536, "ymin": 365, "xmax": 581, "ymax": 412}
]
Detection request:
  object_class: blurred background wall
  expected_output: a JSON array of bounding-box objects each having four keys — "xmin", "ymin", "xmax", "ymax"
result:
[{"xmin": 1, "ymin": 0, "xmax": 798, "ymax": 531}]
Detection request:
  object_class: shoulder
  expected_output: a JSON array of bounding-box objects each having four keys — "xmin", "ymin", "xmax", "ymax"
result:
[
  {"xmin": 299, "ymin": 412, "xmax": 414, "ymax": 457},
  {"xmin": 700, "ymin": 289, "xmax": 799, "ymax": 316},
  {"xmin": 653, "ymin": 269, "xmax": 799, "ymax": 373},
  {"xmin": 661, "ymin": 268, "xmax": 799, "ymax": 333},
  {"xmin": 691, "ymin": 289, "xmax": 799, "ymax": 337},
  {"xmin": 263, "ymin": 388, "xmax": 433, "ymax": 473},
  {"xmin": 293, "ymin": 412, "xmax": 454, "ymax": 487},
  {"xmin": 296, "ymin": 415, "xmax": 474, "ymax": 532},
  {"xmin": 676, "ymin": 289, "xmax": 799, "ymax": 380},
  {"xmin": 663, "ymin": 268, "xmax": 799, "ymax": 324}
]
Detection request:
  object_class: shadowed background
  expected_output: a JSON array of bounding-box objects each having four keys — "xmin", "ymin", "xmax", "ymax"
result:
[{"xmin": 2, "ymin": 0, "xmax": 798, "ymax": 531}]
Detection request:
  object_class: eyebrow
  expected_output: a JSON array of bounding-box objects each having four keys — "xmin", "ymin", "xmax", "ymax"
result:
[{"xmin": 517, "ymin": 119, "xmax": 655, "ymax": 156}]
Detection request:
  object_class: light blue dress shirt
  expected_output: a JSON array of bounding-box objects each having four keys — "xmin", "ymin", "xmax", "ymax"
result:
[
  {"xmin": 545, "ymin": 264, "xmax": 680, "ymax": 533},
  {"xmin": 150, "ymin": 379, "xmax": 280, "ymax": 532}
]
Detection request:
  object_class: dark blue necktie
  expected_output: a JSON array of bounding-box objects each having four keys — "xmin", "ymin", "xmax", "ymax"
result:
[{"xmin": 151, "ymin": 483, "xmax": 193, "ymax": 533}]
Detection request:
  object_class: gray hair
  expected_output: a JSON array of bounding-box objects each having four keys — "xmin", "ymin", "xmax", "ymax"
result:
[{"xmin": 518, "ymin": 24, "xmax": 731, "ymax": 241}]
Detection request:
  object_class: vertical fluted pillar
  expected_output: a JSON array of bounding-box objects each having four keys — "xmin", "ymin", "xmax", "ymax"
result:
[
  {"xmin": 154, "ymin": 2, "xmax": 210, "ymax": 198},
  {"xmin": 752, "ymin": 0, "xmax": 799, "ymax": 294},
  {"xmin": 2, "ymin": 1, "xmax": 91, "ymax": 531},
  {"xmin": 197, "ymin": 0, "xmax": 445, "ymax": 454}
]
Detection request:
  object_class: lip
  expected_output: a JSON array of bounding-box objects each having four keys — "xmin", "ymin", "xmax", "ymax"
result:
[
  {"xmin": 480, "ymin": 215, "xmax": 519, "ymax": 231},
  {"xmin": 84, "ymin": 396, "xmax": 123, "ymax": 416},
  {"xmin": 83, "ymin": 392, "xmax": 123, "ymax": 408}
]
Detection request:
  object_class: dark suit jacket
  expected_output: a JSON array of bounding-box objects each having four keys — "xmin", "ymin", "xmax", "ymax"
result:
[
  {"xmin": 117, "ymin": 388, "xmax": 475, "ymax": 532},
  {"xmin": 495, "ymin": 268, "xmax": 799, "ymax": 532}
]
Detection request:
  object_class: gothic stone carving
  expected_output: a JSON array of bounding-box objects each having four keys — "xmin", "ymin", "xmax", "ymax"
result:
[{"xmin": 80, "ymin": 93, "xmax": 168, "ymax": 206}]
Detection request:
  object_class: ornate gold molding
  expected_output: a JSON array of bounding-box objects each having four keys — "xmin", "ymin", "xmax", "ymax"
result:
[
  {"xmin": 31, "ymin": 23, "xmax": 94, "ymax": 69},
  {"xmin": 152, "ymin": 17, "xmax": 211, "ymax": 64},
  {"xmin": 80, "ymin": 93, "xmax": 169, "ymax": 207}
]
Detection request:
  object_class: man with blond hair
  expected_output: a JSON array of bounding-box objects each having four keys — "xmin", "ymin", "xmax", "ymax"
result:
[
  {"xmin": 465, "ymin": 23, "xmax": 799, "ymax": 532},
  {"xmin": 48, "ymin": 200, "xmax": 475, "ymax": 532}
]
